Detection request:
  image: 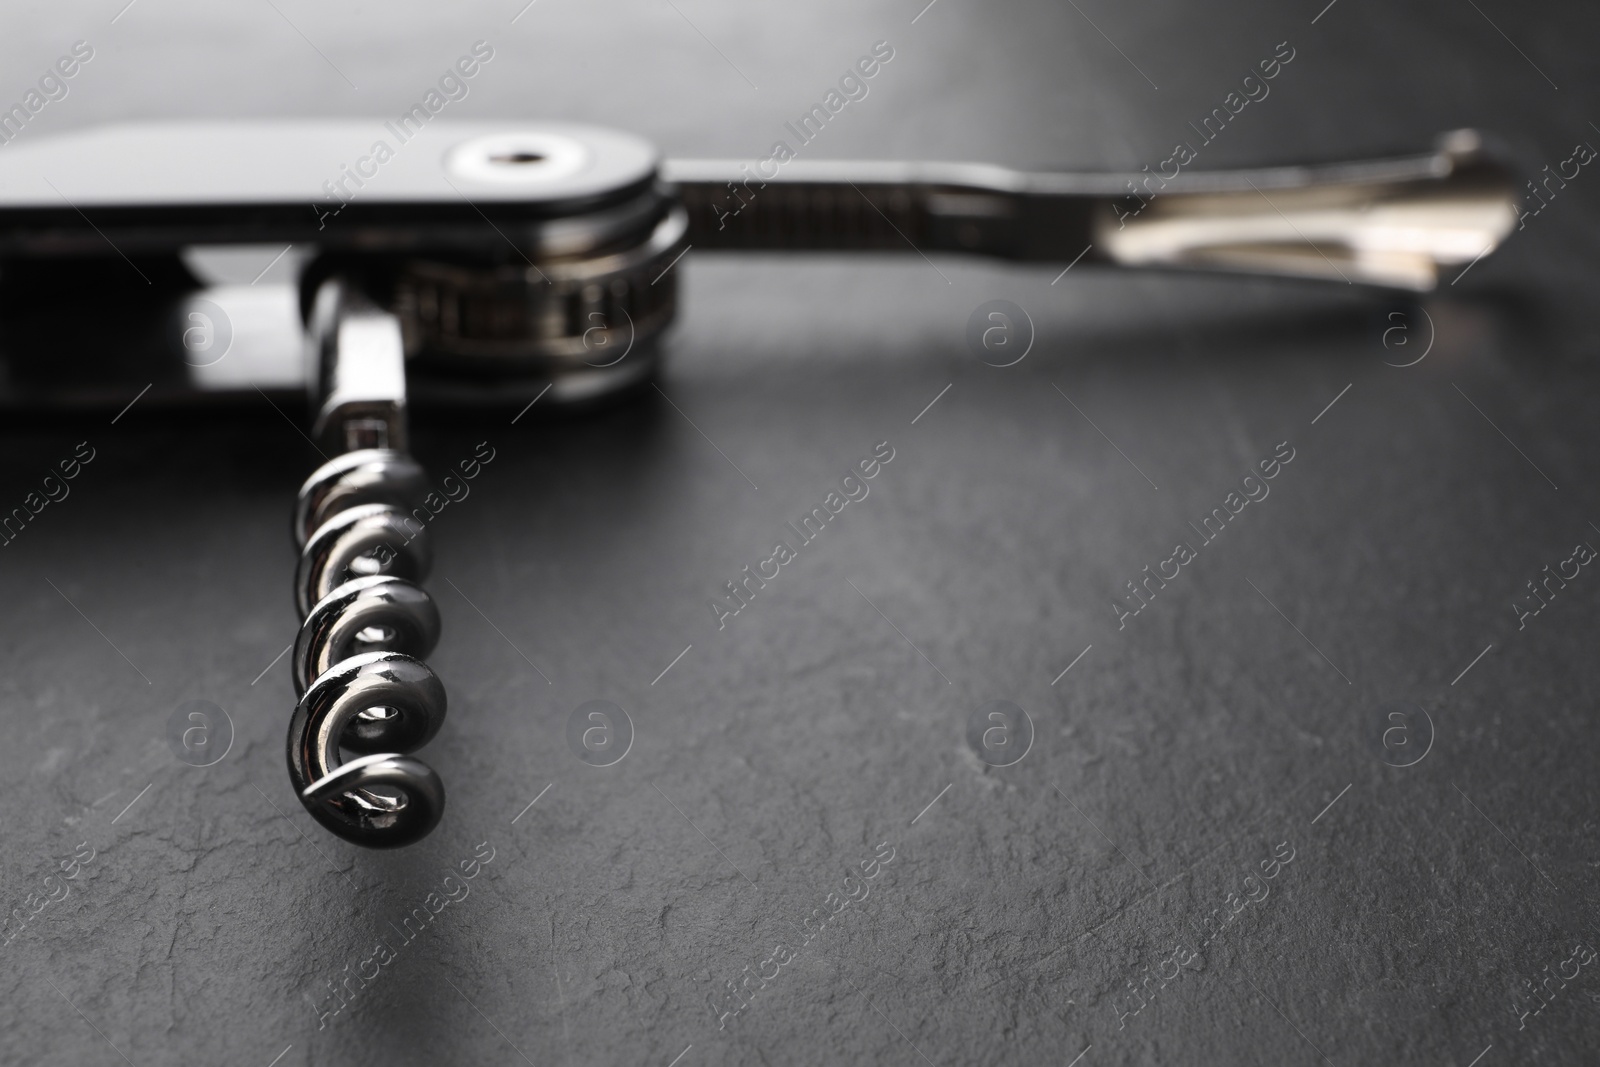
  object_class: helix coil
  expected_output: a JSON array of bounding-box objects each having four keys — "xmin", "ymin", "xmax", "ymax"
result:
[{"xmin": 286, "ymin": 448, "xmax": 448, "ymax": 848}]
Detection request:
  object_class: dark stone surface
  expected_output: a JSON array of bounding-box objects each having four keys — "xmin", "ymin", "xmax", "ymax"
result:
[{"xmin": 0, "ymin": 1, "xmax": 1596, "ymax": 1064}]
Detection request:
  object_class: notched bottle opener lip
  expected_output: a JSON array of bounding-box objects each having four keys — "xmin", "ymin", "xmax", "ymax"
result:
[{"xmin": 0, "ymin": 121, "xmax": 1516, "ymax": 417}]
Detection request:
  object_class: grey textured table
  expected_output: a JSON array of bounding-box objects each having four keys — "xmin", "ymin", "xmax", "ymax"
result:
[{"xmin": 1, "ymin": 1, "xmax": 1597, "ymax": 1065}]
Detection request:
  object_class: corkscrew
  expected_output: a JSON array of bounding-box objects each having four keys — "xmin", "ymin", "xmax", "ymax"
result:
[
  {"xmin": 0, "ymin": 120, "xmax": 1520, "ymax": 846},
  {"xmin": 285, "ymin": 278, "xmax": 448, "ymax": 848}
]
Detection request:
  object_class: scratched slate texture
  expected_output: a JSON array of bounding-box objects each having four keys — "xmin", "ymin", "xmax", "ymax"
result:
[{"xmin": 0, "ymin": 0, "xmax": 1598, "ymax": 1065}]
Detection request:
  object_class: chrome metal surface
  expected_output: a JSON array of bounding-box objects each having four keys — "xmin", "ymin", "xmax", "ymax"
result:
[
  {"xmin": 285, "ymin": 281, "xmax": 452, "ymax": 848},
  {"xmin": 394, "ymin": 201, "xmax": 687, "ymax": 372},
  {"xmin": 294, "ymin": 503, "xmax": 431, "ymax": 619},
  {"xmin": 307, "ymin": 279, "xmax": 410, "ymax": 453},
  {"xmin": 1096, "ymin": 132, "xmax": 1516, "ymax": 289},
  {"xmin": 666, "ymin": 129, "xmax": 1516, "ymax": 290},
  {"xmin": 293, "ymin": 575, "xmax": 441, "ymax": 696},
  {"xmin": 286, "ymin": 652, "xmax": 447, "ymax": 848},
  {"xmin": 293, "ymin": 449, "xmax": 429, "ymax": 548}
]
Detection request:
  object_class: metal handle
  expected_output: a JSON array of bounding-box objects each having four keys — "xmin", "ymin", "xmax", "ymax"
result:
[{"xmin": 665, "ymin": 130, "xmax": 1517, "ymax": 290}]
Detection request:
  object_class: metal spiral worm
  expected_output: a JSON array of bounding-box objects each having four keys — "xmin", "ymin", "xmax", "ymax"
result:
[{"xmin": 286, "ymin": 448, "xmax": 449, "ymax": 848}]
